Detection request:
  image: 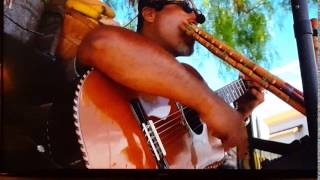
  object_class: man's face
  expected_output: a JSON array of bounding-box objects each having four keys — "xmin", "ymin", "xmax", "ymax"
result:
[{"xmin": 150, "ymin": 1, "xmax": 198, "ymax": 57}]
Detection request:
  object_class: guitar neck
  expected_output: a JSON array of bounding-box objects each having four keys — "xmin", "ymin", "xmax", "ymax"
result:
[{"xmin": 215, "ymin": 79, "xmax": 247, "ymax": 104}]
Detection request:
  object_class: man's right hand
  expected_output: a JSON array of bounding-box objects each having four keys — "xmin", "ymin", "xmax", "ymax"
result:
[{"xmin": 199, "ymin": 94, "xmax": 248, "ymax": 159}]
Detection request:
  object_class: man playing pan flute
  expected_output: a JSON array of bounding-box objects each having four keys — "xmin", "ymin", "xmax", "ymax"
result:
[{"xmin": 73, "ymin": 0, "xmax": 264, "ymax": 168}]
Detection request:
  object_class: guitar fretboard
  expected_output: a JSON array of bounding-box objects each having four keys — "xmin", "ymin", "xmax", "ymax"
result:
[{"xmin": 215, "ymin": 79, "xmax": 247, "ymax": 104}]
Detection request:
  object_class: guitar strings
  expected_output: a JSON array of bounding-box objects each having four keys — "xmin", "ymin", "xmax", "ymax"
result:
[
  {"xmin": 152, "ymin": 79, "xmax": 246, "ymax": 126},
  {"xmin": 154, "ymin": 118, "xmax": 187, "ymax": 143},
  {"xmin": 154, "ymin": 110, "xmax": 183, "ymax": 130},
  {"xmin": 155, "ymin": 108, "xmax": 202, "ymax": 139},
  {"xmin": 152, "ymin": 101, "xmax": 227, "ymax": 145},
  {"xmin": 154, "ymin": 106, "xmax": 191, "ymax": 132},
  {"xmin": 159, "ymin": 123, "xmax": 184, "ymax": 138},
  {"xmin": 148, "ymin": 79, "xmax": 247, "ymax": 144},
  {"xmin": 158, "ymin": 120, "xmax": 183, "ymax": 136},
  {"xmin": 157, "ymin": 120, "xmax": 204, "ymax": 146},
  {"xmin": 160, "ymin": 126, "xmax": 187, "ymax": 145},
  {"xmin": 157, "ymin": 114, "xmax": 202, "ymax": 139},
  {"xmin": 152, "ymin": 105, "xmax": 189, "ymax": 125},
  {"xmin": 147, "ymin": 124, "xmax": 186, "ymax": 146},
  {"xmin": 158, "ymin": 117, "xmax": 202, "ymax": 145}
]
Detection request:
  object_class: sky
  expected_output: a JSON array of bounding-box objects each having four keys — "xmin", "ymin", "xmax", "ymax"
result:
[
  {"xmin": 107, "ymin": 1, "xmax": 318, "ymax": 120},
  {"xmin": 177, "ymin": 2, "xmax": 318, "ymax": 120},
  {"xmin": 246, "ymin": 4, "xmax": 317, "ymax": 119}
]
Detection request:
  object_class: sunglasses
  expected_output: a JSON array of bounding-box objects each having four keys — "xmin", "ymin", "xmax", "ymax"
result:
[
  {"xmin": 145, "ymin": 0, "xmax": 206, "ymax": 24},
  {"xmin": 164, "ymin": 0, "xmax": 195, "ymax": 13}
]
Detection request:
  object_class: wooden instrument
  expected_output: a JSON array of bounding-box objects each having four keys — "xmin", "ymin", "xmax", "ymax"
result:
[
  {"xmin": 180, "ymin": 23, "xmax": 305, "ymax": 115},
  {"xmin": 73, "ymin": 67, "xmax": 248, "ymax": 169},
  {"xmin": 56, "ymin": 0, "xmax": 118, "ymax": 62}
]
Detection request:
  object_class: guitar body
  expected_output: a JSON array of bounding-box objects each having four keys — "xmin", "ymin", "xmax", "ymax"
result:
[{"xmin": 74, "ymin": 70, "xmax": 226, "ymax": 169}]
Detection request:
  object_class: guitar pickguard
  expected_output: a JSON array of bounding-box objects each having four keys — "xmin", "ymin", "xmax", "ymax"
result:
[
  {"xmin": 178, "ymin": 104, "xmax": 225, "ymax": 169},
  {"xmin": 138, "ymin": 97, "xmax": 225, "ymax": 168}
]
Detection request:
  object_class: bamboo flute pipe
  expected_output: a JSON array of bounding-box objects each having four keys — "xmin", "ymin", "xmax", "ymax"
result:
[
  {"xmin": 180, "ymin": 23, "xmax": 305, "ymax": 115},
  {"xmin": 186, "ymin": 23, "xmax": 304, "ymax": 102}
]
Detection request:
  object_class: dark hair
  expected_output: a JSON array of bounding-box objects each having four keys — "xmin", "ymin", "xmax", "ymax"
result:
[
  {"xmin": 137, "ymin": 0, "xmax": 165, "ymax": 32},
  {"xmin": 137, "ymin": 0, "xmax": 146, "ymax": 32}
]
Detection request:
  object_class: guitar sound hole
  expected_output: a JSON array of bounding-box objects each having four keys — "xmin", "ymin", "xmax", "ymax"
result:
[{"xmin": 183, "ymin": 107, "xmax": 203, "ymax": 135}]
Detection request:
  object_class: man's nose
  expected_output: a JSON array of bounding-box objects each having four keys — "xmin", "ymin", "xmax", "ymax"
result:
[{"xmin": 188, "ymin": 10, "xmax": 198, "ymax": 24}]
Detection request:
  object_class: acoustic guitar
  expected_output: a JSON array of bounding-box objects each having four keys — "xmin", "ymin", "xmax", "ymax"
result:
[{"xmin": 73, "ymin": 68, "xmax": 247, "ymax": 169}]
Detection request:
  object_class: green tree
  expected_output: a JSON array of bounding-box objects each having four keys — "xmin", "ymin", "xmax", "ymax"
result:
[
  {"xmin": 198, "ymin": 0, "xmax": 316, "ymax": 74},
  {"xmin": 102, "ymin": 0, "xmax": 317, "ymax": 73},
  {"xmin": 197, "ymin": 0, "xmax": 274, "ymax": 73}
]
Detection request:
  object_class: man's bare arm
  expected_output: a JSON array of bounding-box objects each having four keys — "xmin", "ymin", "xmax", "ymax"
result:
[{"xmin": 77, "ymin": 25, "xmax": 248, "ymax": 157}]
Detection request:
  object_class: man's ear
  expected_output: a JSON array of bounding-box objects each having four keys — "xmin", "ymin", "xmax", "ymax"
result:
[{"xmin": 141, "ymin": 7, "xmax": 156, "ymax": 23}]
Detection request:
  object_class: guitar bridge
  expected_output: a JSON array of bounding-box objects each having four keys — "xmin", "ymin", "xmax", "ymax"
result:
[
  {"xmin": 130, "ymin": 99, "xmax": 169, "ymax": 169},
  {"xmin": 142, "ymin": 120, "xmax": 166, "ymax": 161}
]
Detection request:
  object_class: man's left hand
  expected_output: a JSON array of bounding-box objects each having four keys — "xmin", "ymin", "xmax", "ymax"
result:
[{"xmin": 236, "ymin": 76, "xmax": 265, "ymax": 119}]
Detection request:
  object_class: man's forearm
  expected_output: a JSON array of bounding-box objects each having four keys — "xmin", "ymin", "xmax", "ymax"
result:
[
  {"xmin": 77, "ymin": 25, "xmax": 250, "ymax": 156},
  {"xmin": 77, "ymin": 25, "xmax": 226, "ymax": 115}
]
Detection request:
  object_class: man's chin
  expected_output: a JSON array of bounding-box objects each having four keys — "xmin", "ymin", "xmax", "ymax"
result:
[{"xmin": 177, "ymin": 46, "xmax": 194, "ymax": 57}]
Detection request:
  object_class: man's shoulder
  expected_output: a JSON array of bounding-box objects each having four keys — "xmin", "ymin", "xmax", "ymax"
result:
[
  {"xmin": 181, "ymin": 63, "xmax": 204, "ymax": 81},
  {"xmin": 81, "ymin": 25, "xmax": 139, "ymax": 49},
  {"xmin": 89, "ymin": 25, "xmax": 136, "ymax": 39}
]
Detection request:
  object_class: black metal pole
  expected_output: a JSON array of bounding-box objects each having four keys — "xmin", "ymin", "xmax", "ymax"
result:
[
  {"xmin": 247, "ymin": 117, "xmax": 257, "ymax": 169},
  {"xmin": 291, "ymin": 0, "xmax": 317, "ymax": 141}
]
